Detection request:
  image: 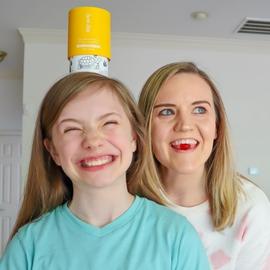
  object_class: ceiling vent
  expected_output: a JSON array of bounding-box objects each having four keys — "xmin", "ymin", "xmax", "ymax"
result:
[{"xmin": 236, "ymin": 17, "xmax": 270, "ymax": 35}]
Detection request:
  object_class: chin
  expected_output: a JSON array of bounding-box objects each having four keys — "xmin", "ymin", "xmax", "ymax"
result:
[{"xmin": 171, "ymin": 164, "xmax": 200, "ymax": 175}]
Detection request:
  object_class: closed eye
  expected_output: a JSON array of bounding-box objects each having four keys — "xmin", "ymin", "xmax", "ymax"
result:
[
  {"xmin": 64, "ymin": 127, "xmax": 81, "ymax": 133},
  {"xmin": 193, "ymin": 106, "xmax": 206, "ymax": 114},
  {"xmin": 104, "ymin": 121, "xmax": 118, "ymax": 126},
  {"xmin": 158, "ymin": 108, "xmax": 175, "ymax": 116}
]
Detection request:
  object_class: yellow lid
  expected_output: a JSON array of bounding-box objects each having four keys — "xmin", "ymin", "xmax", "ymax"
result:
[{"xmin": 68, "ymin": 6, "xmax": 111, "ymax": 59}]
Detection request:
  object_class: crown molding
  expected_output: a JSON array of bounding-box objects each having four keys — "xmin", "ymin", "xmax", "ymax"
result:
[
  {"xmin": 18, "ymin": 28, "xmax": 270, "ymax": 53},
  {"xmin": 18, "ymin": 28, "xmax": 66, "ymax": 44},
  {"xmin": 112, "ymin": 32, "xmax": 270, "ymax": 53}
]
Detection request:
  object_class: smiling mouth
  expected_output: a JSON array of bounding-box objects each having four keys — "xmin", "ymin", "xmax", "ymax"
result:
[
  {"xmin": 80, "ymin": 155, "xmax": 114, "ymax": 168},
  {"xmin": 171, "ymin": 139, "xmax": 198, "ymax": 151}
]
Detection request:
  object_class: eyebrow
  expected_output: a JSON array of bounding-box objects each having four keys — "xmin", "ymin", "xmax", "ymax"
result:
[
  {"xmin": 154, "ymin": 100, "xmax": 212, "ymax": 109},
  {"xmin": 153, "ymin": 103, "xmax": 176, "ymax": 109},
  {"xmin": 192, "ymin": 100, "xmax": 212, "ymax": 106},
  {"xmin": 57, "ymin": 112, "xmax": 122, "ymax": 126}
]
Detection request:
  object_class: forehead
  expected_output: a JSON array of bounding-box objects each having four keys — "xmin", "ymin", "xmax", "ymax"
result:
[
  {"xmin": 156, "ymin": 73, "xmax": 214, "ymax": 103},
  {"xmin": 59, "ymin": 85, "xmax": 126, "ymax": 118}
]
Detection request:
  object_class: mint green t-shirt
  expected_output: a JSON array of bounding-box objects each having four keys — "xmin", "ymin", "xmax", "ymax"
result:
[{"xmin": 0, "ymin": 196, "xmax": 210, "ymax": 270}]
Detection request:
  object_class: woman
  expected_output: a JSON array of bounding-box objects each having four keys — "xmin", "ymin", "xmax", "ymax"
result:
[{"xmin": 138, "ymin": 62, "xmax": 270, "ymax": 270}]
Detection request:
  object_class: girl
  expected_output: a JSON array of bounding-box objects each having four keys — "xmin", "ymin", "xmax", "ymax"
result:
[
  {"xmin": 138, "ymin": 62, "xmax": 270, "ymax": 270},
  {"xmin": 0, "ymin": 72, "xmax": 209, "ymax": 270}
]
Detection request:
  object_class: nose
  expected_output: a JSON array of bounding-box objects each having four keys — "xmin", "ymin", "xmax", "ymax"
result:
[
  {"xmin": 81, "ymin": 130, "xmax": 104, "ymax": 149},
  {"xmin": 173, "ymin": 112, "xmax": 193, "ymax": 132}
]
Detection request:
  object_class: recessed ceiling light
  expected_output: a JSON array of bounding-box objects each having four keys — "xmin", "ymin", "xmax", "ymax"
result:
[
  {"xmin": 191, "ymin": 11, "xmax": 209, "ymax": 20},
  {"xmin": 0, "ymin": 50, "xmax": 7, "ymax": 63}
]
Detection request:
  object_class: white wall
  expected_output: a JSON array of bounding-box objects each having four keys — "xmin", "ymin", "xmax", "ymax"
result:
[
  {"xmin": 0, "ymin": 77, "xmax": 22, "ymax": 130},
  {"xmin": 19, "ymin": 29, "xmax": 270, "ymax": 198}
]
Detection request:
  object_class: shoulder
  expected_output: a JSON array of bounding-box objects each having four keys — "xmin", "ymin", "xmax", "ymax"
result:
[
  {"xmin": 1, "ymin": 205, "xmax": 65, "ymax": 268},
  {"xmin": 139, "ymin": 197, "xmax": 194, "ymax": 231},
  {"xmin": 237, "ymin": 180, "xmax": 270, "ymax": 223},
  {"xmin": 141, "ymin": 197, "xmax": 186, "ymax": 218},
  {"xmin": 138, "ymin": 197, "xmax": 203, "ymax": 246},
  {"xmin": 240, "ymin": 180, "xmax": 270, "ymax": 207},
  {"xmin": 15, "ymin": 204, "xmax": 64, "ymax": 243}
]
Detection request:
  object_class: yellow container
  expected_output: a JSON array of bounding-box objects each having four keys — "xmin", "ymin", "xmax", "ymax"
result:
[{"xmin": 68, "ymin": 6, "xmax": 111, "ymax": 60}]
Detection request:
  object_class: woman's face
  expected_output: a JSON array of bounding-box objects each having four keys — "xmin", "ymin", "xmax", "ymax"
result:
[{"xmin": 151, "ymin": 73, "xmax": 217, "ymax": 176}]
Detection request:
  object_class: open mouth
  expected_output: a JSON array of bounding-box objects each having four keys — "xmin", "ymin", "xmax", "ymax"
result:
[
  {"xmin": 171, "ymin": 138, "xmax": 198, "ymax": 151},
  {"xmin": 80, "ymin": 155, "xmax": 115, "ymax": 168}
]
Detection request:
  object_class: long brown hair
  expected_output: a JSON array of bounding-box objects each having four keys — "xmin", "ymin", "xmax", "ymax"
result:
[
  {"xmin": 138, "ymin": 62, "xmax": 242, "ymax": 230},
  {"xmin": 10, "ymin": 72, "xmax": 146, "ymax": 239}
]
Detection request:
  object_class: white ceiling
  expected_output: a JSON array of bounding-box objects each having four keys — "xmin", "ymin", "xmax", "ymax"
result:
[{"xmin": 1, "ymin": 0, "xmax": 270, "ymax": 77}]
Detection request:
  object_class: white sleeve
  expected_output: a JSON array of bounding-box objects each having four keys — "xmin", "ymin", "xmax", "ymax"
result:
[{"xmin": 235, "ymin": 191, "xmax": 270, "ymax": 270}]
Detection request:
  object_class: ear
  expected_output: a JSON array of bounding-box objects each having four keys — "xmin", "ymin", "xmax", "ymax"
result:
[
  {"xmin": 131, "ymin": 133, "xmax": 137, "ymax": 153},
  {"xmin": 43, "ymin": 138, "xmax": 61, "ymax": 166},
  {"xmin": 214, "ymin": 126, "xmax": 218, "ymax": 139}
]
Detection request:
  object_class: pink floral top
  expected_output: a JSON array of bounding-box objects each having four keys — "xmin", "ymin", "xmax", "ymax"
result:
[{"xmin": 169, "ymin": 180, "xmax": 270, "ymax": 270}]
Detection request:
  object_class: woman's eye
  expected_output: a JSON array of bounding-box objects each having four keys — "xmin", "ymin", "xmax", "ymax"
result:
[
  {"xmin": 64, "ymin": 127, "xmax": 81, "ymax": 133},
  {"xmin": 158, "ymin": 108, "xmax": 174, "ymax": 116},
  {"xmin": 193, "ymin": 107, "xmax": 206, "ymax": 114}
]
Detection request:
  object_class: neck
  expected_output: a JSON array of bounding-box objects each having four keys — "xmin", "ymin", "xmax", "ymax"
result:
[
  {"xmin": 69, "ymin": 183, "xmax": 134, "ymax": 227},
  {"xmin": 162, "ymin": 167, "xmax": 207, "ymax": 207}
]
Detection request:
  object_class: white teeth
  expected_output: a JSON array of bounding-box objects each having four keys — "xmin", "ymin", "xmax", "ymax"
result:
[
  {"xmin": 81, "ymin": 156, "xmax": 113, "ymax": 167},
  {"xmin": 172, "ymin": 139, "xmax": 197, "ymax": 146}
]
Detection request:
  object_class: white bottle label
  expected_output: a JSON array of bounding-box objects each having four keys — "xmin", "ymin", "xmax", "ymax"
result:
[{"xmin": 70, "ymin": 55, "xmax": 109, "ymax": 76}]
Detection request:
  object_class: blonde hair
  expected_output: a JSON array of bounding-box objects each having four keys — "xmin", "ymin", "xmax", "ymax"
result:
[
  {"xmin": 138, "ymin": 62, "xmax": 242, "ymax": 230},
  {"xmin": 10, "ymin": 72, "xmax": 146, "ymax": 239}
]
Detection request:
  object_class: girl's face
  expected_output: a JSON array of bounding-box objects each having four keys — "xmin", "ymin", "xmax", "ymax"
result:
[
  {"xmin": 151, "ymin": 73, "xmax": 217, "ymax": 176},
  {"xmin": 45, "ymin": 86, "xmax": 136, "ymax": 191}
]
